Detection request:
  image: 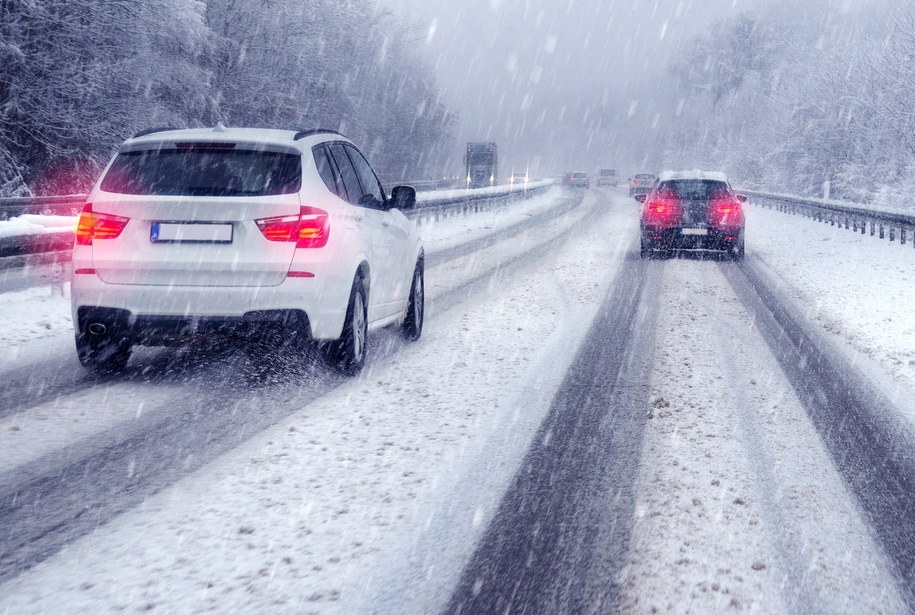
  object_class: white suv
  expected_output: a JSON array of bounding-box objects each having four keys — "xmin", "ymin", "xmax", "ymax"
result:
[{"xmin": 71, "ymin": 126, "xmax": 424, "ymax": 375}]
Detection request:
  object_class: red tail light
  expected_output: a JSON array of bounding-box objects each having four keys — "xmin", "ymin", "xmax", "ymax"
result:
[
  {"xmin": 646, "ymin": 198, "xmax": 678, "ymax": 214},
  {"xmin": 642, "ymin": 197, "xmax": 681, "ymax": 226},
  {"xmin": 710, "ymin": 199, "xmax": 741, "ymax": 215},
  {"xmin": 710, "ymin": 198, "xmax": 743, "ymax": 226},
  {"xmin": 75, "ymin": 204, "xmax": 129, "ymax": 245},
  {"xmin": 256, "ymin": 207, "xmax": 329, "ymax": 248}
]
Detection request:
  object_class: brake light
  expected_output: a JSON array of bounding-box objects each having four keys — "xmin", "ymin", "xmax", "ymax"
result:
[
  {"xmin": 711, "ymin": 199, "xmax": 741, "ymax": 215},
  {"xmin": 256, "ymin": 214, "xmax": 299, "ymax": 241},
  {"xmin": 75, "ymin": 204, "xmax": 129, "ymax": 245},
  {"xmin": 709, "ymin": 198, "xmax": 744, "ymax": 228},
  {"xmin": 642, "ymin": 196, "xmax": 680, "ymax": 227},
  {"xmin": 256, "ymin": 207, "xmax": 329, "ymax": 248},
  {"xmin": 646, "ymin": 198, "xmax": 678, "ymax": 214}
]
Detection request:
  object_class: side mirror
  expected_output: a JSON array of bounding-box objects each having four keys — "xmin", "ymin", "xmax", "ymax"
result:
[
  {"xmin": 634, "ymin": 193, "xmax": 647, "ymax": 203},
  {"xmin": 390, "ymin": 185, "xmax": 417, "ymax": 210},
  {"xmin": 735, "ymin": 194, "xmax": 748, "ymax": 203}
]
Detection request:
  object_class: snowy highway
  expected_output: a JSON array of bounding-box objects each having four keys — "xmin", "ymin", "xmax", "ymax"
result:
[{"xmin": 2, "ymin": 187, "xmax": 915, "ymax": 613}]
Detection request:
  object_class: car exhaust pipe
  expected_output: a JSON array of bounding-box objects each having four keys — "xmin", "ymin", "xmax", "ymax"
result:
[{"xmin": 88, "ymin": 323, "xmax": 107, "ymax": 336}]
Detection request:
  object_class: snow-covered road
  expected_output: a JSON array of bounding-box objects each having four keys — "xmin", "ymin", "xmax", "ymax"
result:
[{"xmin": 1, "ymin": 188, "xmax": 914, "ymax": 613}]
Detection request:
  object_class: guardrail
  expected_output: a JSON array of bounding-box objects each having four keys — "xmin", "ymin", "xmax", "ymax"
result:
[
  {"xmin": 0, "ymin": 181, "xmax": 554, "ymax": 263},
  {"xmin": 411, "ymin": 180, "xmax": 552, "ymax": 225},
  {"xmin": 0, "ymin": 194, "xmax": 86, "ymax": 221},
  {"xmin": 744, "ymin": 190, "xmax": 915, "ymax": 249}
]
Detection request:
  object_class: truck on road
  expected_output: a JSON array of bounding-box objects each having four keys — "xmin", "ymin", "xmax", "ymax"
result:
[{"xmin": 465, "ymin": 142, "xmax": 498, "ymax": 188}]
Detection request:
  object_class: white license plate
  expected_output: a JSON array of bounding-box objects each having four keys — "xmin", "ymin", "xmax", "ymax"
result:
[
  {"xmin": 681, "ymin": 228, "xmax": 708, "ymax": 236},
  {"xmin": 151, "ymin": 222, "xmax": 233, "ymax": 243}
]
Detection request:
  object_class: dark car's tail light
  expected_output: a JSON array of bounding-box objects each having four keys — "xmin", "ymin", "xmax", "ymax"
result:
[
  {"xmin": 75, "ymin": 203, "xmax": 130, "ymax": 245},
  {"xmin": 709, "ymin": 198, "xmax": 744, "ymax": 227},
  {"xmin": 642, "ymin": 196, "xmax": 681, "ymax": 227},
  {"xmin": 256, "ymin": 206, "xmax": 329, "ymax": 248}
]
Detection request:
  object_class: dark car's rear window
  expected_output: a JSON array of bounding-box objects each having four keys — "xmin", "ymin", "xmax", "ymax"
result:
[
  {"xmin": 100, "ymin": 148, "xmax": 302, "ymax": 196},
  {"xmin": 635, "ymin": 174, "xmax": 655, "ymax": 180},
  {"xmin": 657, "ymin": 179, "xmax": 730, "ymax": 200}
]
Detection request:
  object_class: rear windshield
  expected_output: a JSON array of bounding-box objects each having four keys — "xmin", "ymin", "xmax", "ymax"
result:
[
  {"xmin": 657, "ymin": 179, "xmax": 730, "ymax": 200},
  {"xmin": 572, "ymin": 173, "xmax": 587, "ymax": 178},
  {"xmin": 600, "ymin": 169, "xmax": 616, "ymax": 175},
  {"xmin": 100, "ymin": 148, "xmax": 302, "ymax": 196},
  {"xmin": 635, "ymin": 174, "xmax": 655, "ymax": 180}
]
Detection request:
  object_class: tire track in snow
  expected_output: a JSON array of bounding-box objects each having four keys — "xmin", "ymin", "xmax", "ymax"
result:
[
  {"xmin": 723, "ymin": 258, "xmax": 915, "ymax": 609},
  {"xmin": 446, "ymin": 253, "xmax": 659, "ymax": 614}
]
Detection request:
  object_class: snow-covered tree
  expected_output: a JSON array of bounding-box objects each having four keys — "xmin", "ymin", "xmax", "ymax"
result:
[{"xmin": 0, "ymin": 0, "xmax": 453, "ymax": 196}]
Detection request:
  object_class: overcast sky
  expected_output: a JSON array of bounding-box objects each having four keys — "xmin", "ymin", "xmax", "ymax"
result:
[{"xmin": 380, "ymin": 0, "xmax": 766, "ymax": 176}]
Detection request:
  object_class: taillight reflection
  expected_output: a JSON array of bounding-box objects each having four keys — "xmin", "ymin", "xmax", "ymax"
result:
[{"xmin": 75, "ymin": 203, "xmax": 130, "ymax": 245}]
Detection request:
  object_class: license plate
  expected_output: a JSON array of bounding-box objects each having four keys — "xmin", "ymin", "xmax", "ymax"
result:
[
  {"xmin": 151, "ymin": 222, "xmax": 233, "ymax": 244},
  {"xmin": 681, "ymin": 228, "xmax": 708, "ymax": 236}
]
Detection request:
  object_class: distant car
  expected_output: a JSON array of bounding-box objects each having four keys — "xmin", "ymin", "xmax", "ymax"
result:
[
  {"xmin": 509, "ymin": 171, "xmax": 529, "ymax": 186},
  {"xmin": 629, "ymin": 173, "xmax": 656, "ymax": 197},
  {"xmin": 637, "ymin": 170, "xmax": 746, "ymax": 259},
  {"xmin": 564, "ymin": 172, "xmax": 590, "ymax": 188},
  {"xmin": 71, "ymin": 126, "xmax": 425, "ymax": 375},
  {"xmin": 596, "ymin": 169, "xmax": 619, "ymax": 187}
]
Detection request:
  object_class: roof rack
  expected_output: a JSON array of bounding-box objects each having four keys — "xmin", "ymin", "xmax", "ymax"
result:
[
  {"xmin": 293, "ymin": 128, "xmax": 345, "ymax": 141},
  {"xmin": 131, "ymin": 126, "xmax": 183, "ymax": 139}
]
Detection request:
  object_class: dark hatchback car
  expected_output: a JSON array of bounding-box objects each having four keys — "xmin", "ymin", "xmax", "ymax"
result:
[
  {"xmin": 563, "ymin": 172, "xmax": 590, "ymax": 188},
  {"xmin": 636, "ymin": 171, "xmax": 746, "ymax": 259}
]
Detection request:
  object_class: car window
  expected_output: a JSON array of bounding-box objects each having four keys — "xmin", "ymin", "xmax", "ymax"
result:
[
  {"xmin": 658, "ymin": 179, "xmax": 730, "ymax": 200},
  {"xmin": 313, "ymin": 144, "xmax": 344, "ymax": 198},
  {"xmin": 100, "ymin": 148, "xmax": 301, "ymax": 196},
  {"xmin": 344, "ymin": 144, "xmax": 386, "ymax": 209},
  {"xmin": 327, "ymin": 142, "xmax": 362, "ymax": 206}
]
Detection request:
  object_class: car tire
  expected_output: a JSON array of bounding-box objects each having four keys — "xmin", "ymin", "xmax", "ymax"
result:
[
  {"xmin": 731, "ymin": 238, "xmax": 745, "ymax": 261},
  {"xmin": 327, "ymin": 277, "xmax": 367, "ymax": 376},
  {"xmin": 76, "ymin": 333, "xmax": 131, "ymax": 375},
  {"xmin": 401, "ymin": 260, "xmax": 424, "ymax": 341}
]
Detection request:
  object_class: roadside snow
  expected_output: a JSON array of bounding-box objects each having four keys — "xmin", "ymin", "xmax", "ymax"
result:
[
  {"xmin": 0, "ymin": 283, "xmax": 72, "ymax": 369},
  {"xmin": 0, "ymin": 214, "xmax": 76, "ymax": 239}
]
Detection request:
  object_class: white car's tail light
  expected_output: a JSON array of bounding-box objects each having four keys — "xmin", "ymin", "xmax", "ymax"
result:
[
  {"xmin": 75, "ymin": 204, "xmax": 130, "ymax": 245},
  {"xmin": 255, "ymin": 206, "xmax": 329, "ymax": 249}
]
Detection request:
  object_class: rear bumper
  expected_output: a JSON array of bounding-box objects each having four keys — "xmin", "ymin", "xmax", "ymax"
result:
[
  {"xmin": 641, "ymin": 227, "xmax": 743, "ymax": 252},
  {"xmin": 71, "ymin": 275, "xmax": 349, "ymax": 342},
  {"xmin": 75, "ymin": 305, "xmax": 311, "ymax": 346}
]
